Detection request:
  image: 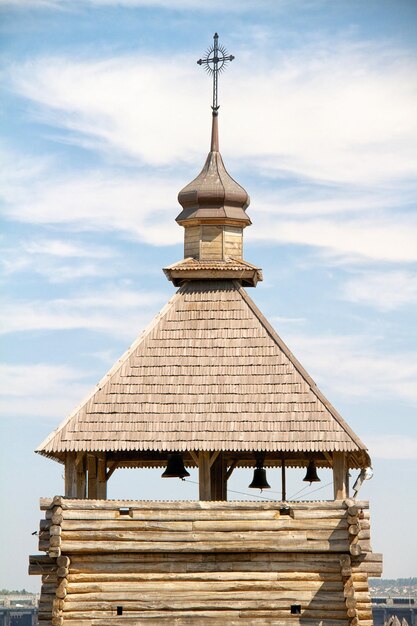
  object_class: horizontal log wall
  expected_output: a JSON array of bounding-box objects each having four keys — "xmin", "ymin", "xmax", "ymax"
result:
[{"xmin": 30, "ymin": 498, "xmax": 382, "ymax": 625}]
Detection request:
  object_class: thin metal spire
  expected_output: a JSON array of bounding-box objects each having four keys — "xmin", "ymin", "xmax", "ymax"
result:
[{"xmin": 197, "ymin": 33, "xmax": 234, "ymax": 114}]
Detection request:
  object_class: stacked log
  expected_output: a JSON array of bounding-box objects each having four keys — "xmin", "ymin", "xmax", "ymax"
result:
[
  {"xmin": 29, "ymin": 498, "xmax": 382, "ymax": 625},
  {"xmin": 340, "ymin": 498, "xmax": 377, "ymax": 626}
]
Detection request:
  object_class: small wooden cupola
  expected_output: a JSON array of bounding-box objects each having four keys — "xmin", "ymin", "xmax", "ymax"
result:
[{"xmin": 164, "ymin": 112, "xmax": 262, "ymax": 287}]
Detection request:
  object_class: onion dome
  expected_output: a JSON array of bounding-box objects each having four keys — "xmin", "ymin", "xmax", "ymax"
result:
[{"xmin": 176, "ymin": 113, "xmax": 251, "ymax": 226}]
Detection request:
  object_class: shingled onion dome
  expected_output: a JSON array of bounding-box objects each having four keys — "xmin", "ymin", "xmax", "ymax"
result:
[
  {"xmin": 176, "ymin": 113, "xmax": 251, "ymax": 226},
  {"xmin": 166, "ymin": 112, "xmax": 262, "ymax": 286}
]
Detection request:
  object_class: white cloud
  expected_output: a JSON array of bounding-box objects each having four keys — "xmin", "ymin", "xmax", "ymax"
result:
[
  {"xmin": 0, "ymin": 288, "xmax": 168, "ymax": 340},
  {"xmin": 342, "ymin": 271, "xmax": 417, "ymax": 311},
  {"xmin": 1, "ymin": 154, "xmax": 416, "ymax": 264},
  {"xmin": 285, "ymin": 332, "xmax": 417, "ymax": 406},
  {"xmin": 0, "ymin": 166, "xmax": 181, "ymax": 246},
  {"xmin": 366, "ymin": 435, "xmax": 417, "ymax": 460},
  {"xmin": 0, "ymin": 238, "xmax": 119, "ymax": 282},
  {"xmin": 23, "ymin": 239, "xmax": 114, "ymax": 258},
  {"xmin": 252, "ymin": 213, "xmax": 417, "ymax": 263},
  {"xmin": 0, "ymin": 363, "xmax": 91, "ymax": 419},
  {"xmin": 8, "ymin": 42, "xmax": 417, "ymax": 185}
]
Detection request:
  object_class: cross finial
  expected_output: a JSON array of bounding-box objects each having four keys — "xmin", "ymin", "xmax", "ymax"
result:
[{"xmin": 197, "ymin": 33, "xmax": 235, "ymax": 114}]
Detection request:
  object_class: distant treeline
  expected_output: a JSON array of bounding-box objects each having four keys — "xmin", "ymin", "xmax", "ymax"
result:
[
  {"xmin": 370, "ymin": 578, "xmax": 417, "ymax": 587},
  {"xmin": 0, "ymin": 589, "xmax": 32, "ymax": 595}
]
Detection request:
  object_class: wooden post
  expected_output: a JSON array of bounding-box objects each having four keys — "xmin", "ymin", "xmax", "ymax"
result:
[
  {"xmin": 198, "ymin": 451, "xmax": 211, "ymax": 501},
  {"xmin": 64, "ymin": 452, "xmax": 77, "ymax": 497},
  {"xmin": 281, "ymin": 459, "xmax": 286, "ymax": 501},
  {"xmin": 333, "ymin": 452, "xmax": 348, "ymax": 500},
  {"xmin": 210, "ymin": 452, "xmax": 227, "ymax": 501},
  {"xmin": 87, "ymin": 454, "xmax": 98, "ymax": 499},
  {"xmin": 96, "ymin": 453, "xmax": 107, "ymax": 499},
  {"xmin": 75, "ymin": 452, "xmax": 86, "ymax": 498}
]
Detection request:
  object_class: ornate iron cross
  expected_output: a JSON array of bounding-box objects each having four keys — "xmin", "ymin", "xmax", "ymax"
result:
[{"xmin": 197, "ymin": 33, "xmax": 234, "ymax": 113}]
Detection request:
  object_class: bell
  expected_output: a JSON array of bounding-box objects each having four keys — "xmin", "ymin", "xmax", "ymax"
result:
[
  {"xmin": 249, "ymin": 466, "xmax": 271, "ymax": 490},
  {"xmin": 303, "ymin": 460, "xmax": 320, "ymax": 483},
  {"xmin": 161, "ymin": 453, "xmax": 190, "ymax": 479}
]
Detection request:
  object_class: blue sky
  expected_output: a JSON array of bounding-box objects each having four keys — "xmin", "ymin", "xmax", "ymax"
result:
[{"xmin": 1, "ymin": 0, "xmax": 416, "ymax": 590}]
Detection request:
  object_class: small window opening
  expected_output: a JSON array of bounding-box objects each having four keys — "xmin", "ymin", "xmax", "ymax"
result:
[
  {"xmin": 119, "ymin": 507, "xmax": 129, "ymax": 516},
  {"xmin": 279, "ymin": 505, "xmax": 292, "ymax": 516},
  {"xmin": 116, "ymin": 606, "xmax": 123, "ymax": 615},
  {"xmin": 290, "ymin": 604, "xmax": 301, "ymax": 614}
]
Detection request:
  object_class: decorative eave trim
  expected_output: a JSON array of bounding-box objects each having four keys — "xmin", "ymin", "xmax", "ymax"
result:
[{"xmin": 163, "ymin": 258, "xmax": 263, "ymax": 287}]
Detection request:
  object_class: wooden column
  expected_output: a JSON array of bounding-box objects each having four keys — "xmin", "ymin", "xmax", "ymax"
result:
[
  {"xmin": 333, "ymin": 452, "xmax": 348, "ymax": 500},
  {"xmin": 198, "ymin": 451, "xmax": 211, "ymax": 501},
  {"xmin": 75, "ymin": 452, "xmax": 86, "ymax": 498},
  {"xmin": 96, "ymin": 453, "xmax": 107, "ymax": 499},
  {"xmin": 210, "ymin": 453, "xmax": 227, "ymax": 501},
  {"xmin": 87, "ymin": 454, "xmax": 98, "ymax": 499},
  {"xmin": 64, "ymin": 452, "xmax": 77, "ymax": 497}
]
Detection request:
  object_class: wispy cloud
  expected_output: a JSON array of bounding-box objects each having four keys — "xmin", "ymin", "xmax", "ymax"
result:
[
  {"xmin": 1, "ymin": 238, "xmax": 118, "ymax": 282},
  {"xmin": 253, "ymin": 213, "xmax": 417, "ymax": 264},
  {"xmin": 0, "ymin": 288, "xmax": 168, "ymax": 339},
  {"xmin": 8, "ymin": 42, "xmax": 417, "ymax": 185},
  {"xmin": 1, "ymin": 152, "xmax": 416, "ymax": 264},
  {"xmin": 0, "ymin": 164, "xmax": 181, "ymax": 245},
  {"xmin": 342, "ymin": 270, "xmax": 417, "ymax": 311},
  {"xmin": 0, "ymin": 363, "xmax": 91, "ymax": 419},
  {"xmin": 366, "ymin": 435, "xmax": 417, "ymax": 460},
  {"xmin": 285, "ymin": 332, "xmax": 417, "ymax": 406}
]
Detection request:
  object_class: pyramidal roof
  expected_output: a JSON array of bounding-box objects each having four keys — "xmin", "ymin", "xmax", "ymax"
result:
[{"xmin": 37, "ymin": 280, "xmax": 369, "ymax": 467}]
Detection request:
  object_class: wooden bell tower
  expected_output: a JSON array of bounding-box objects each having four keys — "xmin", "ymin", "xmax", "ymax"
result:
[{"xmin": 30, "ymin": 33, "xmax": 381, "ymax": 626}]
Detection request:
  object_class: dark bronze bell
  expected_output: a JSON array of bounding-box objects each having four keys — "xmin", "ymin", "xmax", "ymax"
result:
[
  {"xmin": 303, "ymin": 460, "xmax": 320, "ymax": 483},
  {"xmin": 161, "ymin": 453, "xmax": 190, "ymax": 479},
  {"xmin": 249, "ymin": 466, "xmax": 271, "ymax": 490}
]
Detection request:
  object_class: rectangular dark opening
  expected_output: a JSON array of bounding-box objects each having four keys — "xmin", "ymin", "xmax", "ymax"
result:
[
  {"xmin": 116, "ymin": 606, "xmax": 123, "ymax": 615},
  {"xmin": 290, "ymin": 604, "xmax": 301, "ymax": 614},
  {"xmin": 279, "ymin": 505, "xmax": 292, "ymax": 516},
  {"xmin": 119, "ymin": 507, "xmax": 129, "ymax": 515}
]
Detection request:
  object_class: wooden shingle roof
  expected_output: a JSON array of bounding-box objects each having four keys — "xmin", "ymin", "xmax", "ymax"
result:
[{"xmin": 37, "ymin": 280, "xmax": 369, "ymax": 466}]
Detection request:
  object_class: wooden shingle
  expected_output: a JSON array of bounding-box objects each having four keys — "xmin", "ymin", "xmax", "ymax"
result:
[{"xmin": 37, "ymin": 280, "xmax": 369, "ymax": 466}]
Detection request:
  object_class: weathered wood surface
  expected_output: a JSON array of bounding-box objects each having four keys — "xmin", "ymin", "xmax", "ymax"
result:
[{"xmin": 31, "ymin": 498, "xmax": 382, "ymax": 625}]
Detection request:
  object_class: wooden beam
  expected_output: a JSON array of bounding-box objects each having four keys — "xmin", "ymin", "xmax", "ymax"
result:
[
  {"xmin": 210, "ymin": 453, "xmax": 227, "ymax": 501},
  {"xmin": 226, "ymin": 460, "xmax": 238, "ymax": 480},
  {"xmin": 76, "ymin": 453, "xmax": 86, "ymax": 499},
  {"xmin": 189, "ymin": 451, "xmax": 199, "ymax": 465},
  {"xmin": 64, "ymin": 452, "xmax": 77, "ymax": 498},
  {"xmin": 198, "ymin": 451, "xmax": 211, "ymax": 501},
  {"xmin": 333, "ymin": 452, "xmax": 348, "ymax": 500},
  {"xmin": 209, "ymin": 451, "xmax": 220, "ymax": 468},
  {"xmin": 323, "ymin": 452, "xmax": 333, "ymax": 465},
  {"xmin": 106, "ymin": 461, "xmax": 119, "ymax": 482},
  {"xmin": 87, "ymin": 454, "xmax": 98, "ymax": 500},
  {"xmin": 96, "ymin": 454, "xmax": 107, "ymax": 499}
]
